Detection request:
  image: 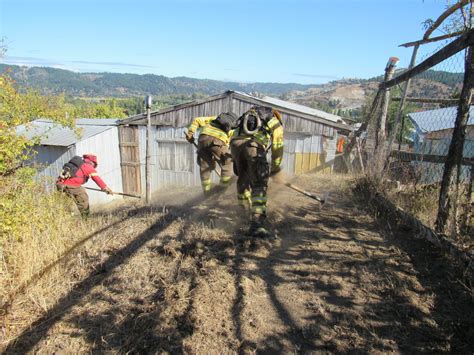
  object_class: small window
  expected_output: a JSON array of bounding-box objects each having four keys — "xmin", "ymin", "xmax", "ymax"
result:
[
  {"xmin": 156, "ymin": 141, "xmax": 193, "ymax": 172},
  {"xmin": 175, "ymin": 142, "xmax": 193, "ymax": 172},
  {"xmin": 157, "ymin": 142, "xmax": 174, "ymax": 170}
]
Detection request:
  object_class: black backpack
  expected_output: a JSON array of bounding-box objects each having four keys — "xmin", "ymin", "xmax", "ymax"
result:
[
  {"xmin": 212, "ymin": 112, "xmax": 238, "ymax": 133},
  {"xmin": 59, "ymin": 156, "xmax": 84, "ymax": 180}
]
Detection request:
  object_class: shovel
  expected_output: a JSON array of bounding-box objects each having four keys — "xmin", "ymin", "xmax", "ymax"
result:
[
  {"xmin": 284, "ymin": 183, "xmax": 326, "ymax": 204},
  {"xmin": 84, "ymin": 187, "xmax": 142, "ymax": 199}
]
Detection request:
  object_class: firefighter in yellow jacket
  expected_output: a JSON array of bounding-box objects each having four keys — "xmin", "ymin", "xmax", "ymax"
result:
[
  {"xmin": 185, "ymin": 112, "xmax": 238, "ymax": 194},
  {"xmin": 230, "ymin": 106, "xmax": 284, "ymax": 237}
]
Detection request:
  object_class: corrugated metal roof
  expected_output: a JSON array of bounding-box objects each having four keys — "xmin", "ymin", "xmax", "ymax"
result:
[
  {"xmin": 16, "ymin": 119, "xmax": 116, "ymax": 147},
  {"xmin": 408, "ymin": 106, "xmax": 474, "ymax": 133},
  {"xmin": 75, "ymin": 118, "xmax": 120, "ymax": 126},
  {"xmin": 122, "ymin": 90, "xmax": 349, "ymax": 130},
  {"xmin": 234, "ymin": 91, "xmax": 343, "ymax": 123}
]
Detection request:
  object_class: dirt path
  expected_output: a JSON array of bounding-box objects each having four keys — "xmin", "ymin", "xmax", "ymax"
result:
[{"xmin": 2, "ymin": 174, "xmax": 473, "ymax": 353}]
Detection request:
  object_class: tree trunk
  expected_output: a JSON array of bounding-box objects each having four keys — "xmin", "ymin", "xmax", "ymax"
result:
[
  {"xmin": 384, "ymin": 45, "xmax": 419, "ymax": 170},
  {"xmin": 436, "ymin": 45, "xmax": 474, "ymax": 235},
  {"xmin": 372, "ymin": 57, "xmax": 398, "ymax": 176}
]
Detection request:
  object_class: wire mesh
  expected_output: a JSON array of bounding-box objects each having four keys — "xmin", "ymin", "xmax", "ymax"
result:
[{"xmin": 366, "ymin": 36, "xmax": 472, "ymax": 233}]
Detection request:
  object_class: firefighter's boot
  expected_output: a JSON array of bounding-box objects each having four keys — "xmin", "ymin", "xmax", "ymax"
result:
[{"xmin": 248, "ymin": 214, "xmax": 272, "ymax": 239}]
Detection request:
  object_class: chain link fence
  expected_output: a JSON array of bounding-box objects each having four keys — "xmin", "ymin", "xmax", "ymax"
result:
[{"xmin": 345, "ymin": 27, "xmax": 473, "ymax": 253}]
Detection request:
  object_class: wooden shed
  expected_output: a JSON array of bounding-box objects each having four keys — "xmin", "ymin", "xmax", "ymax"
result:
[{"xmin": 118, "ymin": 91, "xmax": 351, "ymax": 195}]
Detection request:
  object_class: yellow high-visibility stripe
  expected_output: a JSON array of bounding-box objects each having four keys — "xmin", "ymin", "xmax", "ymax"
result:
[
  {"xmin": 252, "ymin": 206, "xmax": 267, "ymax": 214},
  {"xmin": 201, "ymin": 125, "xmax": 230, "ymax": 144},
  {"xmin": 187, "ymin": 116, "xmax": 216, "ymax": 135},
  {"xmin": 238, "ymin": 191, "xmax": 251, "ymax": 198},
  {"xmin": 201, "ymin": 179, "xmax": 212, "ymax": 192},
  {"xmin": 230, "ymin": 113, "xmax": 284, "ymax": 171},
  {"xmin": 231, "ymin": 117, "xmax": 284, "ymax": 150},
  {"xmin": 187, "ymin": 116, "xmax": 232, "ymax": 145},
  {"xmin": 220, "ymin": 176, "xmax": 231, "ymax": 185}
]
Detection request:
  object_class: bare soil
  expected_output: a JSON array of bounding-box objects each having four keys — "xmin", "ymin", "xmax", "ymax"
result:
[{"xmin": 1, "ymin": 174, "xmax": 473, "ymax": 353}]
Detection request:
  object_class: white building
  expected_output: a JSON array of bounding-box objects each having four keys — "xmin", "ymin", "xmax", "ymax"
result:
[{"xmin": 16, "ymin": 118, "xmax": 123, "ymax": 205}]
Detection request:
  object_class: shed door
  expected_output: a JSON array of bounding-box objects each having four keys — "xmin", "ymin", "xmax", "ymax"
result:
[{"xmin": 119, "ymin": 126, "xmax": 141, "ymax": 195}]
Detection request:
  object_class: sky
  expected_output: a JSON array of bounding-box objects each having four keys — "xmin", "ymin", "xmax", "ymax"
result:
[{"xmin": 0, "ymin": 0, "xmax": 456, "ymax": 85}]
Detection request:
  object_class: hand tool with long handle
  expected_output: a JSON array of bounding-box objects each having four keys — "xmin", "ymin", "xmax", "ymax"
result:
[
  {"xmin": 284, "ymin": 183, "xmax": 326, "ymax": 204},
  {"xmin": 84, "ymin": 186, "xmax": 142, "ymax": 199}
]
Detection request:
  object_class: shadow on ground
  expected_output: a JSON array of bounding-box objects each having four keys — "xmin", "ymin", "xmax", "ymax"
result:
[{"xmin": 4, "ymin": 179, "xmax": 473, "ymax": 353}]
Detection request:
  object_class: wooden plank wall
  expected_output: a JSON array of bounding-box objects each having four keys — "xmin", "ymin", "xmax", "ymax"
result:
[{"xmin": 119, "ymin": 126, "xmax": 141, "ymax": 194}]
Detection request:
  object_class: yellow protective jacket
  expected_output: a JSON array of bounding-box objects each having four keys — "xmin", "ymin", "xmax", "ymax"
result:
[
  {"xmin": 231, "ymin": 116, "xmax": 284, "ymax": 170},
  {"xmin": 186, "ymin": 116, "xmax": 233, "ymax": 145}
]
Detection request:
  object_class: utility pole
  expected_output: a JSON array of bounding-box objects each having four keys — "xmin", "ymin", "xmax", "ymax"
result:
[{"xmin": 145, "ymin": 95, "xmax": 152, "ymax": 205}]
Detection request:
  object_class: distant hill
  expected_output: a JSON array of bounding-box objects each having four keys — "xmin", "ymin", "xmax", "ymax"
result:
[
  {"xmin": 0, "ymin": 64, "xmax": 321, "ymax": 97},
  {"xmin": 365, "ymin": 69, "xmax": 464, "ymax": 88},
  {"xmin": 286, "ymin": 69, "xmax": 463, "ymax": 114},
  {"xmin": 1, "ymin": 64, "xmax": 463, "ymax": 117}
]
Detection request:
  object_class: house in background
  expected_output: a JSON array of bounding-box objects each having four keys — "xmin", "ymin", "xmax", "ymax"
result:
[
  {"xmin": 16, "ymin": 118, "xmax": 123, "ymax": 205},
  {"xmin": 407, "ymin": 105, "xmax": 474, "ymax": 183},
  {"xmin": 118, "ymin": 90, "xmax": 351, "ymax": 195}
]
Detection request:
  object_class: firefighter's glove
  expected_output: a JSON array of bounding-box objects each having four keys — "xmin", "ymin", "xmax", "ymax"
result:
[
  {"xmin": 104, "ymin": 187, "xmax": 113, "ymax": 195},
  {"xmin": 185, "ymin": 132, "xmax": 195, "ymax": 144}
]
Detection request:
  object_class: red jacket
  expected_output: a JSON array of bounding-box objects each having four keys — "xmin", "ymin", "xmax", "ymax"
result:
[{"xmin": 58, "ymin": 158, "xmax": 107, "ymax": 189}]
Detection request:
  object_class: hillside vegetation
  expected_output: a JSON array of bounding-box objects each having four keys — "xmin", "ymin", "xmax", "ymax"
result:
[
  {"xmin": 0, "ymin": 64, "xmax": 319, "ymax": 97},
  {"xmin": 1, "ymin": 64, "xmax": 462, "ymax": 114}
]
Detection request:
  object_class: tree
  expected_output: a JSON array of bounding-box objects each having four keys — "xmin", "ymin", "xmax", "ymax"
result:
[{"xmin": 0, "ymin": 75, "xmax": 74, "ymax": 175}]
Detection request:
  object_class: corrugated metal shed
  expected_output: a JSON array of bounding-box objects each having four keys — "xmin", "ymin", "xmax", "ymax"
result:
[
  {"xmin": 16, "ymin": 119, "xmax": 119, "ymax": 147},
  {"xmin": 117, "ymin": 90, "xmax": 348, "ymax": 191},
  {"xmin": 408, "ymin": 106, "xmax": 474, "ymax": 133},
  {"xmin": 121, "ymin": 90, "xmax": 351, "ymax": 136},
  {"xmin": 19, "ymin": 118, "xmax": 123, "ymax": 206}
]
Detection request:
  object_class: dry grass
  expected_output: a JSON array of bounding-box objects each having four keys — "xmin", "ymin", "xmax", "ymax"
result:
[
  {"xmin": 388, "ymin": 184, "xmax": 440, "ymax": 228},
  {"xmin": 1, "ymin": 173, "xmax": 472, "ymax": 353},
  {"xmin": 383, "ymin": 181, "xmax": 473, "ymax": 248},
  {"xmin": 0, "ymin": 175, "xmax": 130, "ymax": 318}
]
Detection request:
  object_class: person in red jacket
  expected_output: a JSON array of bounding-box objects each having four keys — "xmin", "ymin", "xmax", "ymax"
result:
[{"xmin": 56, "ymin": 153, "xmax": 112, "ymax": 217}]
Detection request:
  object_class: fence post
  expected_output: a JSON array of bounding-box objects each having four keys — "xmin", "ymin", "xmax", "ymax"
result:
[
  {"xmin": 344, "ymin": 89, "xmax": 381, "ymax": 158},
  {"xmin": 372, "ymin": 57, "xmax": 399, "ymax": 176},
  {"xmin": 385, "ymin": 46, "xmax": 419, "ymax": 165},
  {"xmin": 145, "ymin": 95, "xmax": 152, "ymax": 205},
  {"xmin": 435, "ymin": 43, "xmax": 474, "ymax": 235},
  {"xmin": 343, "ymin": 77, "xmax": 385, "ymax": 171}
]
